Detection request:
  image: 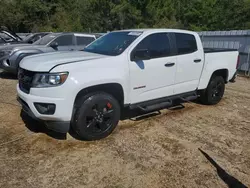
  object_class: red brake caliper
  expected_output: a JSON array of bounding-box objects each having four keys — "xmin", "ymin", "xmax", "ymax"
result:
[{"xmin": 107, "ymin": 102, "xmax": 112, "ymax": 109}]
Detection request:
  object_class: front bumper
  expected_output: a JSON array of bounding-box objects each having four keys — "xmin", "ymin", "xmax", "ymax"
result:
[{"xmin": 17, "ymin": 85, "xmax": 71, "ymax": 133}]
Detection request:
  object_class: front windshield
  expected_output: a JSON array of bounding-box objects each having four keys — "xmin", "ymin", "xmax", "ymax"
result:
[
  {"xmin": 22, "ymin": 34, "xmax": 33, "ymax": 41},
  {"xmin": 33, "ymin": 34, "xmax": 56, "ymax": 45},
  {"xmin": 83, "ymin": 31, "xmax": 142, "ymax": 56}
]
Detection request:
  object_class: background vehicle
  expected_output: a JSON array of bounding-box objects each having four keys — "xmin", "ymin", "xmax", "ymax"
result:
[
  {"xmin": 17, "ymin": 29, "xmax": 239, "ymax": 140},
  {"xmin": 21, "ymin": 32, "xmax": 51, "ymax": 44},
  {"xmin": 0, "ymin": 30, "xmax": 22, "ymax": 45},
  {"xmin": 0, "ymin": 32, "xmax": 99, "ymax": 74},
  {"xmin": 0, "ymin": 31, "xmax": 50, "ymax": 46}
]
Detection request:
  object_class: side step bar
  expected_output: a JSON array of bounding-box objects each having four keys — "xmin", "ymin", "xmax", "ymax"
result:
[
  {"xmin": 130, "ymin": 91, "xmax": 198, "ymax": 113},
  {"xmin": 180, "ymin": 94, "xmax": 198, "ymax": 102},
  {"xmin": 138, "ymin": 100, "xmax": 172, "ymax": 112}
]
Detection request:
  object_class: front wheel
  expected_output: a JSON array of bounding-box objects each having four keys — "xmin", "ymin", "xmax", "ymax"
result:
[
  {"xmin": 72, "ymin": 92, "xmax": 120, "ymax": 141},
  {"xmin": 199, "ymin": 76, "xmax": 225, "ymax": 105}
]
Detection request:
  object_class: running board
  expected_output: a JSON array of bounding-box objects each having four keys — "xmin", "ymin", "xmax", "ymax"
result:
[
  {"xmin": 129, "ymin": 91, "xmax": 198, "ymax": 112},
  {"xmin": 180, "ymin": 94, "xmax": 198, "ymax": 102},
  {"xmin": 138, "ymin": 100, "xmax": 172, "ymax": 112}
]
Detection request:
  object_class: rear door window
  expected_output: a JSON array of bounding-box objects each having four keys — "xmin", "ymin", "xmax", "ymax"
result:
[
  {"xmin": 76, "ymin": 36, "xmax": 95, "ymax": 46},
  {"xmin": 175, "ymin": 33, "xmax": 197, "ymax": 55}
]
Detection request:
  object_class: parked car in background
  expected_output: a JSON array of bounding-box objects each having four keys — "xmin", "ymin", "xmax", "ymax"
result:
[
  {"xmin": 0, "ymin": 30, "xmax": 23, "ymax": 45},
  {"xmin": 0, "ymin": 32, "xmax": 99, "ymax": 74},
  {"xmin": 21, "ymin": 32, "xmax": 51, "ymax": 44},
  {"xmin": 17, "ymin": 29, "xmax": 239, "ymax": 140},
  {"xmin": 0, "ymin": 30, "xmax": 50, "ymax": 46}
]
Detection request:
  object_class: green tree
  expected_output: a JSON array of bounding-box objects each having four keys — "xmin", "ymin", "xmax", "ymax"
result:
[{"xmin": 0, "ymin": 0, "xmax": 249, "ymax": 32}]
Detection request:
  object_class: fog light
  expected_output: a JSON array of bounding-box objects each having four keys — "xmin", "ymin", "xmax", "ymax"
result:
[{"xmin": 34, "ymin": 103, "xmax": 56, "ymax": 115}]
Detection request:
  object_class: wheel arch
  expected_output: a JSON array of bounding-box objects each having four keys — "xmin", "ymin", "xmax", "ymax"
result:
[
  {"xmin": 74, "ymin": 83, "xmax": 125, "ymax": 108},
  {"xmin": 210, "ymin": 69, "xmax": 229, "ymax": 83},
  {"xmin": 198, "ymin": 68, "xmax": 229, "ymax": 90}
]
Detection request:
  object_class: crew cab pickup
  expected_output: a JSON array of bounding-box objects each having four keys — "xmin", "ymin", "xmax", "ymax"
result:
[{"xmin": 17, "ymin": 29, "xmax": 239, "ymax": 140}]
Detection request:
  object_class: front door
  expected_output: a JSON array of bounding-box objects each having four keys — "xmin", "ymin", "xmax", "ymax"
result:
[{"xmin": 129, "ymin": 33, "xmax": 177, "ymax": 104}]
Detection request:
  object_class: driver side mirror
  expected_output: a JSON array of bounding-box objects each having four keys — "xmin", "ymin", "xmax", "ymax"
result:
[
  {"xmin": 50, "ymin": 41, "xmax": 58, "ymax": 49},
  {"xmin": 131, "ymin": 49, "xmax": 151, "ymax": 61}
]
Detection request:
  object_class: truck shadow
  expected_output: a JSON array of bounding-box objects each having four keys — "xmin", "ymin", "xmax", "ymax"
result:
[
  {"xmin": 198, "ymin": 148, "xmax": 247, "ymax": 188},
  {"xmin": 21, "ymin": 104, "xmax": 187, "ymax": 141},
  {"xmin": 0, "ymin": 71, "xmax": 17, "ymax": 80},
  {"xmin": 120, "ymin": 104, "xmax": 185, "ymax": 121},
  {"xmin": 69, "ymin": 108, "xmax": 166, "ymax": 141},
  {"xmin": 20, "ymin": 110, "xmax": 67, "ymax": 140}
]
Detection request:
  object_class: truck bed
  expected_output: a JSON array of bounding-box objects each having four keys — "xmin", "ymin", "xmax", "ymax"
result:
[{"xmin": 199, "ymin": 48, "xmax": 238, "ymax": 89}]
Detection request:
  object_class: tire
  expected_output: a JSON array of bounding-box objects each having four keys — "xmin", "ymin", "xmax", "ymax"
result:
[
  {"xmin": 199, "ymin": 76, "xmax": 225, "ymax": 105},
  {"xmin": 72, "ymin": 92, "xmax": 120, "ymax": 141}
]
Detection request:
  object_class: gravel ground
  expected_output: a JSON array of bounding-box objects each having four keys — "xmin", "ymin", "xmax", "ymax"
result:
[{"xmin": 0, "ymin": 71, "xmax": 249, "ymax": 188}]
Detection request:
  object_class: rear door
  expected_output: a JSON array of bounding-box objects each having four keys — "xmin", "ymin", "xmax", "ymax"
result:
[
  {"xmin": 129, "ymin": 32, "xmax": 177, "ymax": 104},
  {"xmin": 173, "ymin": 33, "xmax": 204, "ymax": 94},
  {"xmin": 75, "ymin": 34, "xmax": 96, "ymax": 50},
  {"xmin": 53, "ymin": 34, "xmax": 74, "ymax": 51}
]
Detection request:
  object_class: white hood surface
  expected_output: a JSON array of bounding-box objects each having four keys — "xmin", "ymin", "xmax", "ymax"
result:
[{"xmin": 20, "ymin": 51, "xmax": 107, "ymax": 72}]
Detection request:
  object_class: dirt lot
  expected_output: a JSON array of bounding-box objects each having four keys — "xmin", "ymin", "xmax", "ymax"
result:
[{"xmin": 0, "ymin": 71, "xmax": 249, "ymax": 188}]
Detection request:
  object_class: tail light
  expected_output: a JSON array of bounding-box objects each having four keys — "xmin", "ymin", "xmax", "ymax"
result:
[{"xmin": 236, "ymin": 55, "xmax": 240, "ymax": 69}]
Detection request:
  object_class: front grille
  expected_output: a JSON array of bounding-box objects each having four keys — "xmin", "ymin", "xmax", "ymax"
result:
[{"xmin": 18, "ymin": 68, "xmax": 35, "ymax": 94}]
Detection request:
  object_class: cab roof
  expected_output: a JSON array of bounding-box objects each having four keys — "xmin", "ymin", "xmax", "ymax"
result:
[{"xmin": 113, "ymin": 28, "xmax": 197, "ymax": 35}]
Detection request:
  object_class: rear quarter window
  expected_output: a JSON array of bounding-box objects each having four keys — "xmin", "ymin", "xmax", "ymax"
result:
[
  {"xmin": 175, "ymin": 33, "xmax": 197, "ymax": 55},
  {"xmin": 53, "ymin": 35, "xmax": 73, "ymax": 46}
]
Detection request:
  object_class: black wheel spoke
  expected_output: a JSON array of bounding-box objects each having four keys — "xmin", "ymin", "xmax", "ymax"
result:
[
  {"xmin": 86, "ymin": 119, "xmax": 99, "ymax": 133},
  {"xmin": 86, "ymin": 119, "xmax": 97, "ymax": 128},
  {"xmin": 103, "ymin": 109, "xmax": 114, "ymax": 118},
  {"xmin": 98, "ymin": 122, "xmax": 109, "ymax": 131}
]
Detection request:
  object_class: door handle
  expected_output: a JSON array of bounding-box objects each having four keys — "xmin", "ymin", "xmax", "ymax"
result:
[
  {"xmin": 194, "ymin": 59, "xmax": 202, "ymax": 63},
  {"xmin": 165, "ymin": 62, "xmax": 175, "ymax": 67}
]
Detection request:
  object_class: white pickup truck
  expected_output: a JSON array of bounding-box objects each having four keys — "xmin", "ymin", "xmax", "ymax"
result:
[{"xmin": 17, "ymin": 29, "xmax": 239, "ymax": 140}]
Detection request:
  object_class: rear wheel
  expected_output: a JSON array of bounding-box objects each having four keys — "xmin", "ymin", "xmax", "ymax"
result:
[
  {"xmin": 199, "ymin": 76, "xmax": 225, "ymax": 105},
  {"xmin": 72, "ymin": 92, "xmax": 120, "ymax": 141}
]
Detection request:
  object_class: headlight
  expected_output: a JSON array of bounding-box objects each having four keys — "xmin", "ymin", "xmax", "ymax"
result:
[{"xmin": 32, "ymin": 72, "xmax": 69, "ymax": 88}]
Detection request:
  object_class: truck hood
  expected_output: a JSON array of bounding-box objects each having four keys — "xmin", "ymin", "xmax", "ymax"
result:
[{"xmin": 20, "ymin": 51, "xmax": 108, "ymax": 72}]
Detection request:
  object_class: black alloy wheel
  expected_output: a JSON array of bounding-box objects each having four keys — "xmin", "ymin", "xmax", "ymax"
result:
[
  {"xmin": 199, "ymin": 76, "xmax": 225, "ymax": 105},
  {"xmin": 72, "ymin": 92, "xmax": 120, "ymax": 140}
]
